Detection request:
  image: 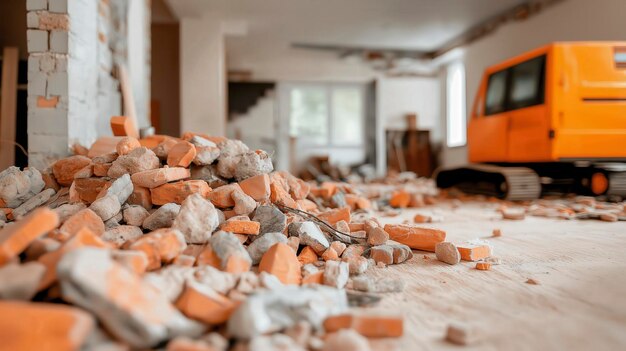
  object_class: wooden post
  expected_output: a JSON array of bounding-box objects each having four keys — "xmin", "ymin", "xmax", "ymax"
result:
[{"xmin": 0, "ymin": 47, "xmax": 19, "ymax": 169}]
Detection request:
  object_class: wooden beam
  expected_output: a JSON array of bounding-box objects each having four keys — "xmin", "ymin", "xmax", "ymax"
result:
[{"xmin": 0, "ymin": 47, "xmax": 19, "ymax": 169}]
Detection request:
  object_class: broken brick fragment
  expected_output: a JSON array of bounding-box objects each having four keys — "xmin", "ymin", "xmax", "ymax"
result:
[
  {"xmin": 297, "ymin": 246, "xmax": 319, "ymax": 265},
  {"xmin": 116, "ymin": 137, "xmax": 141, "ymax": 156},
  {"xmin": 151, "ymin": 180, "xmax": 211, "ymax": 205},
  {"xmin": 207, "ymin": 183, "xmax": 241, "ymax": 208},
  {"xmin": 0, "ymin": 301, "xmax": 94, "ymax": 350},
  {"xmin": 51, "ymin": 155, "xmax": 91, "ymax": 186},
  {"xmin": 383, "ymin": 224, "xmax": 446, "ymax": 252},
  {"xmin": 270, "ymin": 182, "xmax": 298, "ymax": 208},
  {"xmin": 301, "ymin": 271, "xmax": 323, "ymax": 285},
  {"xmin": 0, "ymin": 208, "xmax": 59, "ymax": 266},
  {"xmin": 239, "ymin": 174, "xmax": 270, "ymax": 201},
  {"xmin": 59, "ymin": 208, "xmax": 105, "ymax": 238},
  {"xmin": 317, "ymin": 207, "xmax": 351, "ymax": 226},
  {"xmin": 476, "ymin": 262, "xmax": 492, "ymax": 270},
  {"xmin": 167, "ymin": 141, "xmax": 197, "ymax": 168},
  {"xmin": 389, "ymin": 190, "xmax": 411, "ymax": 208},
  {"xmin": 259, "ymin": 243, "xmax": 302, "ymax": 285},
  {"xmin": 175, "ymin": 281, "xmax": 237, "ymax": 325},
  {"xmin": 110, "ymin": 115, "xmax": 139, "ymax": 138},
  {"xmin": 131, "ymin": 167, "xmax": 191, "ymax": 189},
  {"xmin": 220, "ymin": 220, "xmax": 260, "ymax": 235},
  {"xmin": 73, "ymin": 177, "xmax": 111, "ymax": 203},
  {"xmin": 457, "ymin": 241, "xmax": 492, "ymax": 262},
  {"xmin": 324, "ymin": 312, "xmax": 403, "ymax": 338},
  {"xmin": 129, "ymin": 228, "xmax": 187, "ymax": 271}
]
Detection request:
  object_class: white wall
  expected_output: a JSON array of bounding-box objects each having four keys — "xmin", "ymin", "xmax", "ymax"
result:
[
  {"xmin": 180, "ymin": 16, "xmax": 226, "ymax": 136},
  {"xmin": 127, "ymin": 0, "xmax": 151, "ymax": 130},
  {"xmin": 441, "ymin": 0, "xmax": 626, "ymax": 167}
]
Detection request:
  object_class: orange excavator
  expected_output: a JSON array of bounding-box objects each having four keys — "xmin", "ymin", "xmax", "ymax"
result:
[{"xmin": 436, "ymin": 42, "xmax": 626, "ymax": 200}]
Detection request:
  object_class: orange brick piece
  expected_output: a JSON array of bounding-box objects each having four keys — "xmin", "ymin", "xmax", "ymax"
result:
[
  {"xmin": 150, "ymin": 180, "xmax": 211, "ymax": 205},
  {"xmin": 239, "ymin": 174, "xmax": 271, "ymax": 201},
  {"xmin": 131, "ymin": 168, "xmax": 191, "ymax": 189},
  {"xmin": 59, "ymin": 209, "xmax": 105, "ymax": 238},
  {"xmin": 129, "ymin": 229, "xmax": 187, "ymax": 270},
  {"xmin": 476, "ymin": 262, "xmax": 492, "ymax": 270},
  {"xmin": 0, "ymin": 301, "xmax": 94, "ymax": 351},
  {"xmin": 269, "ymin": 182, "xmax": 298, "ymax": 208},
  {"xmin": 317, "ymin": 207, "xmax": 351, "ymax": 226},
  {"xmin": 383, "ymin": 224, "xmax": 446, "ymax": 252},
  {"xmin": 167, "ymin": 141, "xmax": 197, "ymax": 168},
  {"xmin": 175, "ymin": 281, "xmax": 237, "ymax": 325},
  {"xmin": 457, "ymin": 242, "xmax": 492, "ymax": 262},
  {"xmin": 297, "ymin": 246, "xmax": 318, "ymax": 265},
  {"xmin": 207, "ymin": 183, "xmax": 242, "ymax": 208},
  {"xmin": 301, "ymin": 271, "xmax": 323, "ymax": 285},
  {"xmin": 389, "ymin": 190, "xmax": 411, "ymax": 208},
  {"xmin": 37, "ymin": 96, "xmax": 59, "ymax": 108},
  {"xmin": 324, "ymin": 312, "xmax": 404, "ymax": 338},
  {"xmin": 110, "ymin": 116, "xmax": 139, "ymax": 139},
  {"xmin": 51, "ymin": 155, "xmax": 92, "ymax": 186},
  {"xmin": 259, "ymin": 243, "xmax": 302, "ymax": 285},
  {"xmin": 220, "ymin": 220, "xmax": 260, "ymax": 235},
  {"xmin": 0, "ymin": 208, "xmax": 59, "ymax": 266}
]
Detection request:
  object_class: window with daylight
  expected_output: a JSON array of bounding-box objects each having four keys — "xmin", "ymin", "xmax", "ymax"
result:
[
  {"xmin": 288, "ymin": 83, "xmax": 364, "ymax": 147},
  {"xmin": 446, "ymin": 61, "xmax": 467, "ymax": 148}
]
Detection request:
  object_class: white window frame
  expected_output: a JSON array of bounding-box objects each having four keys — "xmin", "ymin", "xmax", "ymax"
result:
[
  {"xmin": 446, "ymin": 61, "xmax": 467, "ymax": 148},
  {"xmin": 282, "ymin": 82, "xmax": 366, "ymax": 148}
]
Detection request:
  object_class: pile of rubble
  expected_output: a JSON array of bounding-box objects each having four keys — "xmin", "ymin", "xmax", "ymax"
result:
[{"xmin": 0, "ymin": 126, "xmax": 447, "ymax": 350}]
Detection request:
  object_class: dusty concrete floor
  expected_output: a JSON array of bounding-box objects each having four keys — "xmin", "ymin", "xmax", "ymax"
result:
[{"xmin": 365, "ymin": 200, "xmax": 626, "ymax": 351}]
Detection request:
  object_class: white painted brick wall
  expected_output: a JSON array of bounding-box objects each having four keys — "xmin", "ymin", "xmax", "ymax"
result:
[
  {"xmin": 48, "ymin": 0, "xmax": 68, "ymax": 13},
  {"xmin": 27, "ymin": 30, "xmax": 48, "ymax": 52},
  {"xmin": 27, "ymin": 12, "xmax": 40, "ymax": 28},
  {"xmin": 26, "ymin": 0, "xmax": 47, "ymax": 11},
  {"xmin": 28, "ymin": 71, "xmax": 47, "ymax": 96},
  {"xmin": 47, "ymin": 71, "xmax": 68, "ymax": 96},
  {"xmin": 50, "ymin": 30, "xmax": 68, "ymax": 53},
  {"xmin": 27, "ymin": 106, "xmax": 69, "ymax": 136}
]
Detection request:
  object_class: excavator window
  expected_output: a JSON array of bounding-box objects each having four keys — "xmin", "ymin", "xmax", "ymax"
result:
[
  {"xmin": 484, "ymin": 55, "xmax": 546, "ymax": 116},
  {"xmin": 485, "ymin": 70, "xmax": 508, "ymax": 115}
]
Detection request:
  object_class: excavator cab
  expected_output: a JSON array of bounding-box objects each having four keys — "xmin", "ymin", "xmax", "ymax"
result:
[{"xmin": 436, "ymin": 42, "xmax": 626, "ymax": 200}]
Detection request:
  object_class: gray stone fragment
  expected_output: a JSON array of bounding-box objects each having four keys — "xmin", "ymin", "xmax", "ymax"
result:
[
  {"xmin": 0, "ymin": 167, "xmax": 46, "ymax": 208},
  {"xmin": 323, "ymin": 261, "xmax": 349, "ymax": 289},
  {"xmin": 143, "ymin": 203, "xmax": 180, "ymax": 231},
  {"xmin": 57, "ymin": 248, "xmax": 205, "ymax": 348},
  {"xmin": 172, "ymin": 193, "xmax": 219, "ymax": 244},
  {"xmin": 290, "ymin": 222, "xmax": 329, "ymax": 255},
  {"xmin": 107, "ymin": 147, "xmax": 160, "ymax": 178},
  {"xmin": 227, "ymin": 285, "xmax": 348, "ymax": 339},
  {"xmin": 435, "ymin": 242, "xmax": 461, "ymax": 265},
  {"xmin": 233, "ymin": 150, "xmax": 274, "ymax": 182},
  {"xmin": 90, "ymin": 194, "xmax": 121, "ymax": 221},
  {"xmin": 246, "ymin": 232, "xmax": 288, "ymax": 265},
  {"xmin": 0, "ymin": 262, "xmax": 46, "ymax": 300},
  {"xmin": 104, "ymin": 174, "xmax": 133, "ymax": 204},
  {"xmin": 253, "ymin": 205, "xmax": 287, "ymax": 235},
  {"xmin": 12, "ymin": 188, "xmax": 55, "ymax": 218},
  {"xmin": 55, "ymin": 202, "xmax": 87, "ymax": 223},
  {"xmin": 189, "ymin": 165, "xmax": 228, "ymax": 188},
  {"xmin": 123, "ymin": 205, "xmax": 150, "ymax": 226},
  {"xmin": 102, "ymin": 225, "xmax": 144, "ymax": 247}
]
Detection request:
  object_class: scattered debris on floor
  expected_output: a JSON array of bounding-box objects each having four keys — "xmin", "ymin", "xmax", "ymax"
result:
[{"xmin": 0, "ymin": 118, "xmax": 624, "ymax": 348}]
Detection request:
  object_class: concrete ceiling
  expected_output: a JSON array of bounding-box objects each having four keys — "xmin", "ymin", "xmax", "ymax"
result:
[
  {"xmin": 167, "ymin": 0, "xmax": 526, "ymax": 49},
  {"xmin": 166, "ymin": 0, "xmax": 530, "ymax": 75}
]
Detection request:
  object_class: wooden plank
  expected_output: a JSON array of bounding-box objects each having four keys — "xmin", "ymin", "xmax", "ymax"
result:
[
  {"xmin": 0, "ymin": 47, "xmax": 19, "ymax": 169},
  {"xmin": 117, "ymin": 64, "xmax": 140, "ymax": 138}
]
